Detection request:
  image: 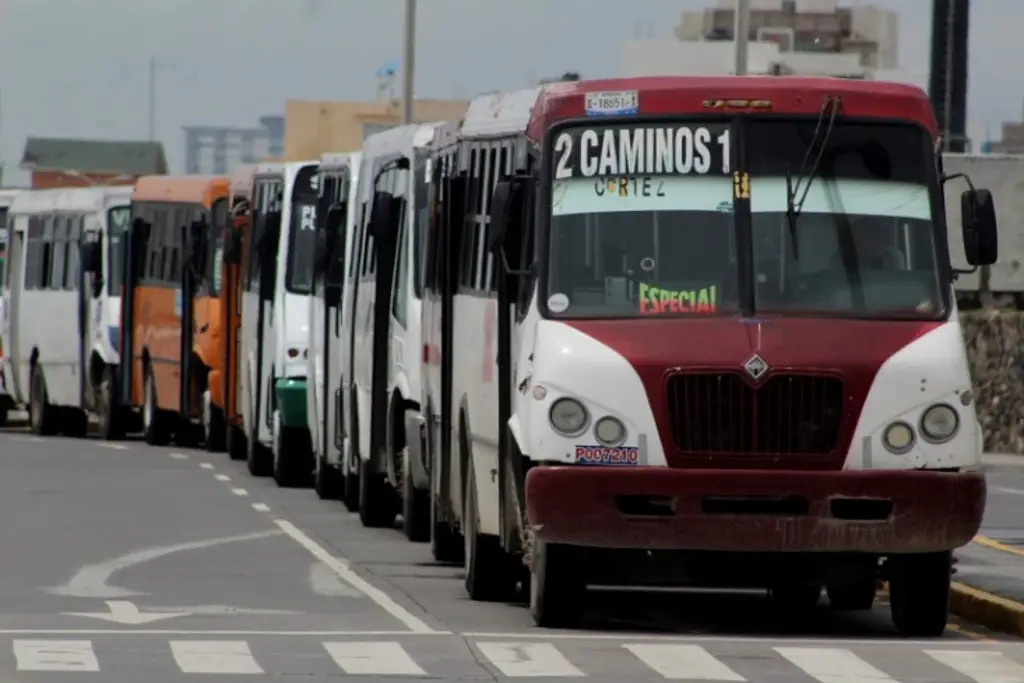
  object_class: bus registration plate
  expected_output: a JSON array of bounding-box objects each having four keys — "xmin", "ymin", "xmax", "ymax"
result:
[{"xmin": 585, "ymin": 90, "xmax": 639, "ymax": 117}]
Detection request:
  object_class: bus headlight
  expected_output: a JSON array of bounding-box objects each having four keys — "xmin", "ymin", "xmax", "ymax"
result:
[
  {"xmin": 594, "ymin": 416, "xmax": 627, "ymax": 447},
  {"xmin": 882, "ymin": 421, "xmax": 915, "ymax": 454},
  {"xmin": 549, "ymin": 397, "xmax": 589, "ymax": 437},
  {"xmin": 920, "ymin": 404, "xmax": 959, "ymax": 443}
]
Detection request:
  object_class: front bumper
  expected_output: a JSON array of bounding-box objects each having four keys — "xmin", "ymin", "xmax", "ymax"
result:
[{"xmin": 526, "ymin": 466, "xmax": 985, "ymax": 553}]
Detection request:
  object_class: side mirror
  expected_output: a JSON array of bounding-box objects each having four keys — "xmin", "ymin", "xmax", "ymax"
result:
[
  {"xmin": 223, "ymin": 228, "xmax": 243, "ymax": 265},
  {"xmin": 961, "ymin": 188, "xmax": 998, "ymax": 266},
  {"xmin": 369, "ymin": 192, "xmax": 399, "ymax": 239},
  {"xmin": 81, "ymin": 242, "xmax": 102, "ymax": 274}
]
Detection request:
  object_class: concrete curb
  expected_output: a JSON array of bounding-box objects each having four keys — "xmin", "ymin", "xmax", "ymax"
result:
[{"xmin": 949, "ymin": 581, "xmax": 1024, "ymax": 638}]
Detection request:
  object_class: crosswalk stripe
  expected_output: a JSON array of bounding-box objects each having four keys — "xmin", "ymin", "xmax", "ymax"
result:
[
  {"xmin": 926, "ymin": 650, "xmax": 1024, "ymax": 683},
  {"xmin": 476, "ymin": 642, "xmax": 584, "ymax": 678},
  {"xmin": 624, "ymin": 643, "xmax": 746, "ymax": 680},
  {"xmin": 13, "ymin": 639, "xmax": 100, "ymax": 672},
  {"xmin": 323, "ymin": 641, "xmax": 426, "ymax": 675},
  {"xmin": 170, "ymin": 640, "xmax": 264, "ymax": 674},
  {"xmin": 775, "ymin": 647, "xmax": 896, "ymax": 683}
]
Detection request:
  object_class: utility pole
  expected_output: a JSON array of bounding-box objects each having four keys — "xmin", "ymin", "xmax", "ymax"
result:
[
  {"xmin": 733, "ymin": 0, "xmax": 750, "ymax": 76},
  {"xmin": 401, "ymin": 0, "xmax": 416, "ymax": 124},
  {"xmin": 148, "ymin": 56, "xmax": 156, "ymax": 141}
]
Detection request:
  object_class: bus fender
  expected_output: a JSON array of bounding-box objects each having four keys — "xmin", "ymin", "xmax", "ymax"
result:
[{"xmin": 507, "ymin": 414, "xmax": 527, "ymax": 459}]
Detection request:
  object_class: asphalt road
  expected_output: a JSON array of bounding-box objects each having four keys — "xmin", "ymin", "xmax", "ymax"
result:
[{"xmin": 0, "ymin": 429, "xmax": 1022, "ymax": 683}]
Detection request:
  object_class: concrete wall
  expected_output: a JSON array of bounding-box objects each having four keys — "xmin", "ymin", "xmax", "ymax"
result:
[{"xmin": 964, "ymin": 311, "xmax": 1024, "ymax": 454}]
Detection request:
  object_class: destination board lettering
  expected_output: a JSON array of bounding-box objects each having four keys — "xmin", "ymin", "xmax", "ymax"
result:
[{"xmin": 554, "ymin": 125, "xmax": 730, "ymax": 180}]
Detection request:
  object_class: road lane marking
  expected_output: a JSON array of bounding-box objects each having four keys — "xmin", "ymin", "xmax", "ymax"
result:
[
  {"xmin": 274, "ymin": 519, "xmax": 437, "ymax": 633},
  {"xmin": 231, "ymin": 488, "xmax": 248, "ymax": 496},
  {"xmin": 324, "ymin": 641, "xmax": 426, "ymax": 675},
  {"xmin": 309, "ymin": 561, "xmax": 363, "ymax": 597},
  {"xmin": 972, "ymin": 536, "xmax": 1024, "ymax": 558},
  {"xmin": 171, "ymin": 640, "xmax": 264, "ymax": 674},
  {"xmin": 95, "ymin": 442, "xmax": 128, "ymax": 450},
  {"xmin": 214, "ymin": 474, "xmax": 230, "ymax": 481},
  {"xmin": 927, "ymin": 649, "xmax": 1024, "ymax": 683},
  {"xmin": 14, "ymin": 639, "xmax": 99, "ymax": 671},
  {"xmin": 199, "ymin": 462, "xmax": 214, "ymax": 469},
  {"xmin": 252, "ymin": 503, "xmax": 270, "ymax": 511},
  {"xmin": 775, "ymin": 647, "xmax": 894, "ymax": 683},
  {"xmin": 169, "ymin": 452, "xmax": 188, "ymax": 459},
  {"xmin": 624, "ymin": 643, "xmax": 745, "ymax": 680},
  {"xmin": 475, "ymin": 642, "xmax": 584, "ymax": 677},
  {"xmin": 0, "ymin": 629, "xmax": 449, "ymax": 636},
  {"xmin": 46, "ymin": 530, "xmax": 282, "ymax": 598}
]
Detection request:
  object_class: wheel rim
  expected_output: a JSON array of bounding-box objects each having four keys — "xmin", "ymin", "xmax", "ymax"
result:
[{"xmin": 143, "ymin": 376, "xmax": 153, "ymax": 428}]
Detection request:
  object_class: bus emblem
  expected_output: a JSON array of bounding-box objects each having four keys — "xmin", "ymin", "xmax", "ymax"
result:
[{"xmin": 743, "ymin": 354, "xmax": 768, "ymax": 381}]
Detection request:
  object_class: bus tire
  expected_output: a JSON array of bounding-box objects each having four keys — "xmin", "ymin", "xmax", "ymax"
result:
[
  {"xmin": 203, "ymin": 390, "xmax": 226, "ymax": 452},
  {"xmin": 246, "ymin": 420, "xmax": 272, "ymax": 477},
  {"xmin": 226, "ymin": 424, "xmax": 247, "ymax": 461},
  {"xmin": 402, "ymin": 452, "xmax": 430, "ymax": 542},
  {"xmin": 889, "ymin": 551, "xmax": 951, "ymax": 637},
  {"xmin": 96, "ymin": 366, "xmax": 125, "ymax": 441},
  {"xmin": 464, "ymin": 458, "xmax": 518, "ymax": 602},
  {"xmin": 314, "ymin": 448, "xmax": 344, "ymax": 500},
  {"xmin": 273, "ymin": 419, "xmax": 313, "ymax": 488},
  {"xmin": 29, "ymin": 364, "xmax": 58, "ymax": 436},
  {"xmin": 529, "ymin": 541, "xmax": 585, "ymax": 628},
  {"xmin": 359, "ymin": 459, "xmax": 398, "ymax": 528},
  {"xmin": 62, "ymin": 408, "xmax": 89, "ymax": 438},
  {"xmin": 431, "ymin": 500, "xmax": 464, "ymax": 563},
  {"xmin": 769, "ymin": 584, "xmax": 821, "ymax": 608},
  {"xmin": 827, "ymin": 579, "xmax": 877, "ymax": 610},
  {"xmin": 142, "ymin": 366, "xmax": 172, "ymax": 446},
  {"xmin": 342, "ymin": 463, "xmax": 360, "ymax": 512}
]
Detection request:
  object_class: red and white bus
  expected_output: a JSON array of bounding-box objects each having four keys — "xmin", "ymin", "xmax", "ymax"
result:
[{"xmin": 422, "ymin": 76, "xmax": 997, "ymax": 635}]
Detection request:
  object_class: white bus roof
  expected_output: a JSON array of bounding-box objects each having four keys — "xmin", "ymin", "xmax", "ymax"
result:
[
  {"xmin": 254, "ymin": 160, "xmax": 317, "ymax": 178},
  {"xmin": 461, "ymin": 87, "xmax": 544, "ymax": 139},
  {"xmin": 9, "ymin": 185, "xmax": 132, "ymax": 215},
  {"xmin": 320, "ymin": 151, "xmax": 361, "ymax": 172},
  {"xmin": 0, "ymin": 189, "xmax": 21, "ymax": 208},
  {"xmin": 363, "ymin": 122, "xmax": 447, "ymax": 161}
]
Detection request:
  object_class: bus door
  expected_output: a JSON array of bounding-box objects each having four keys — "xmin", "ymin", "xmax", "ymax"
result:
[
  {"xmin": 222, "ymin": 209, "xmax": 247, "ymax": 426},
  {"xmin": 436, "ymin": 171, "xmax": 466, "ymax": 520},
  {"xmin": 251, "ymin": 178, "xmax": 283, "ymax": 440},
  {"xmin": 178, "ymin": 215, "xmax": 207, "ymax": 419},
  {"xmin": 118, "ymin": 216, "xmax": 150, "ymax": 406},
  {"xmin": 77, "ymin": 225, "xmax": 102, "ymax": 406}
]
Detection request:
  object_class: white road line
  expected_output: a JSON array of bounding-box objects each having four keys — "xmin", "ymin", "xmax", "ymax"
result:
[
  {"xmin": 231, "ymin": 488, "xmax": 248, "ymax": 496},
  {"xmin": 324, "ymin": 641, "xmax": 426, "ymax": 675},
  {"xmin": 991, "ymin": 486, "xmax": 1024, "ymax": 496},
  {"xmin": 169, "ymin": 452, "xmax": 189, "ymax": 459},
  {"xmin": 463, "ymin": 632, "xmax": 1001, "ymax": 646},
  {"xmin": 10, "ymin": 435, "xmax": 44, "ymax": 443},
  {"xmin": 14, "ymin": 639, "xmax": 99, "ymax": 671},
  {"xmin": 95, "ymin": 442, "xmax": 128, "ymax": 450},
  {"xmin": 0, "ymin": 629, "xmax": 448, "ymax": 636},
  {"xmin": 624, "ymin": 643, "xmax": 745, "ymax": 680},
  {"xmin": 199, "ymin": 462, "xmax": 214, "ymax": 469},
  {"xmin": 214, "ymin": 474, "xmax": 230, "ymax": 481},
  {"xmin": 252, "ymin": 503, "xmax": 270, "ymax": 512},
  {"xmin": 475, "ymin": 642, "xmax": 584, "ymax": 678},
  {"xmin": 170, "ymin": 640, "xmax": 263, "ymax": 674},
  {"xmin": 274, "ymin": 519, "xmax": 436, "ymax": 633},
  {"xmin": 775, "ymin": 647, "xmax": 895, "ymax": 683},
  {"xmin": 927, "ymin": 649, "xmax": 1024, "ymax": 683}
]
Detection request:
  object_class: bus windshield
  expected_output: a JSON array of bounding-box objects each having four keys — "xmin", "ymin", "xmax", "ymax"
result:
[
  {"xmin": 107, "ymin": 205, "xmax": 131, "ymax": 297},
  {"xmin": 545, "ymin": 120, "xmax": 944, "ymax": 320},
  {"xmin": 286, "ymin": 199, "xmax": 316, "ymax": 294},
  {"xmin": 746, "ymin": 121, "xmax": 944, "ymax": 319}
]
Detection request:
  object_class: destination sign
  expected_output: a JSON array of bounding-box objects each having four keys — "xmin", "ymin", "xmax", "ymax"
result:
[{"xmin": 553, "ymin": 124, "xmax": 730, "ymax": 180}]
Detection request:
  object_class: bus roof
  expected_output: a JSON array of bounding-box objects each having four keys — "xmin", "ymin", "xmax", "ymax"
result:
[
  {"xmin": 461, "ymin": 76, "xmax": 936, "ymax": 141},
  {"xmin": 0, "ymin": 189, "xmax": 20, "ymax": 208},
  {"xmin": 320, "ymin": 151, "xmax": 361, "ymax": 172},
  {"xmin": 132, "ymin": 175, "xmax": 229, "ymax": 207},
  {"xmin": 9, "ymin": 185, "xmax": 132, "ymax": 214},
  {"xmin": 363, "ymin": 122, "xmax": 446, "ymax": 162}
]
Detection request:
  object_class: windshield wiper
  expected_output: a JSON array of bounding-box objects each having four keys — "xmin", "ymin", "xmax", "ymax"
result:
[{"xmin": 784, "ymin": 96, "xmax": 842, "ymax": 259}]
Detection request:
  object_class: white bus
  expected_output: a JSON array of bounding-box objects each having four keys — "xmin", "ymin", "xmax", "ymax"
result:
[
  {"xmin": 0, "ymin": 189, "xmax": 18, "ymax": 424},
  {"xmin": 1, "ymin": 186, "xmax": 132, "ymax": 437},
  {"xmin": 341, "ymin": 122, "xmax": 443, "ymax": 538},
  {"xmin": 308, "ymin": 152, "xmax": 361, "ymax": 503},
  {"xmin": 239, "ymin": 161, "xmax": 318, "ymax": 487},
  {"xmin": 425, "ymin": 78, "xmax": 996, "ymax": 636}
]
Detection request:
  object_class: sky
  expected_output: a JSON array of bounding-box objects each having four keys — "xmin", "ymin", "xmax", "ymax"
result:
[{"xmin": 0, "ymin": 0, "xmax": 1020, "ymax": 183}]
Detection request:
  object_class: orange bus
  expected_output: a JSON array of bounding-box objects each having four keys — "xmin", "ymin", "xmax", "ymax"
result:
[
  {"xmin": 219, "ymin": 164, "xmax": 256, "ymax": 460},
  {"xmin": 119, "ymin": 176, "xmax": 229, "ymax": 447}
]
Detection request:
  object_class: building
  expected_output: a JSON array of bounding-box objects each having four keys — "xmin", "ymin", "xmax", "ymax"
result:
[
  {"xmin": 282, "ymin": 99, "xmax": 470, "ymax": 161},
  {"xmin": 19, "ymin": 138, "xmax": 167, "ymax": 189},
  {"xmin": 985, "ymin": 101, "xmax": 1024, "ymax": 155},
  {"xmin": 182, "ymin": 115, "xmax": 284, "ymax": 174},
  {"xmin": 624, "ymin": 0, "xmax": 899, "ymax": 79}
]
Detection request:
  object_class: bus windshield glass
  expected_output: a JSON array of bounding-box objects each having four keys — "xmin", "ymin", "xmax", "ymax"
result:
[
  {"xmin": 412, "ymin": 149, "xmax": 430, "ymax": 299},
  {"xmin": 747, "ymin": 121, "xmax": 944, "ymax": 319},
  {"xmin": 546, "ymin": 122, "xmax": 737, "ymax": 318},
  {"xmin": 286, "ymin": 164, "xmax": 319, "ymax": 295},
  {"xmin": 107, "ymin": 205, "xmax": 131, "ymax": 297}
]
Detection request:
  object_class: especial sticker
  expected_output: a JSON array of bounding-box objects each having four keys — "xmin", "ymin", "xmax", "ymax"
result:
[
  {"xmin": 639, "ymin": 282, "xmax": 717, "ymax": 314},
  {"xmin": 547, "ymin": 293, "xmax": 570, "ymax": 313}
]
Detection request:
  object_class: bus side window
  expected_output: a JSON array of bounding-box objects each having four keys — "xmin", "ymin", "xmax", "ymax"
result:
[
  {"xmin": 48, "ymin": 215, "xmax": 68, "ymax": 291},
  {"xmin": 65, "ymin": 214, "xmax": 82, "ymax": 291},
  {"xmin": 25, "ymin": 217, "xmax": 44, "ymax": 290}
]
